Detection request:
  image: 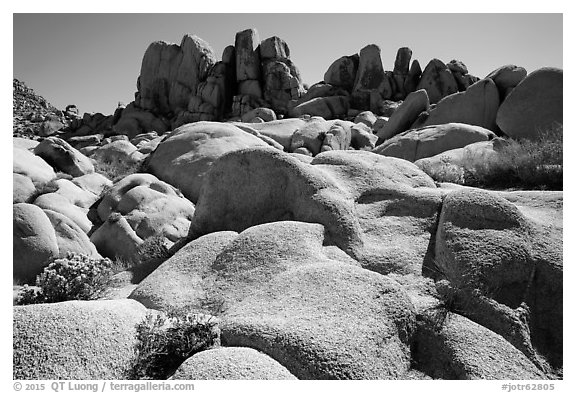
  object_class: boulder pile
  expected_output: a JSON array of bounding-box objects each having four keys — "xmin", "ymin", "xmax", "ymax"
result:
[
  {"xmin": 13, "ymin": 27, "xmax": 563, "ymax": 381},
  {"xmin": 13, "ymin": 79, "xmax": 68, "ymax": 140},
  {"xmin": 40, "ymin": 30, "xmax": 561, "ymax": 152}
]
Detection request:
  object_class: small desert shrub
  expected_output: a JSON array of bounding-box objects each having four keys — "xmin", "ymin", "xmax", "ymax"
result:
[
  {"xmin": 464, "ymin": 126, "xmax": 562, "ymax": 190},
  {"xmin": 137, "ymin": 235, "xmax": 170, "ymax": 266},
  {"xmin": 94, "ymin": 159, "xmax": 143, "ymax": 183},
  {"xmin": 422, "ymin": 262, "xmax": 497, "ymax": 332},
  {"xmin": 427, "ymin": 125, "xmax": 563, "ymax": 190},
  {"xmin": 130, "ymin": 235, "xmax": 171, "ymax": 282},
  {"xmin": 104, "ymin": 234, "xmax": 171, "ymax": 283},
  {"xmin": 33, "ymin": 181, "xmax": 60, "ymax": 197},
  {"xmin": 130, "ymin": 308, "xmax": 219, "ymax": 379},
  {"xmin": 16, "ymin": 253, "xmax": 113, "ymax": 305},
  {"xmin": 420, "ymin": 156, "xmax": 466, "ymax": 185}
]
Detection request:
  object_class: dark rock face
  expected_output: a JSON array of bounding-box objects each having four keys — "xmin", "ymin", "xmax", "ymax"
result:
[
  {"xmin": 394, "ymin": 47, "xmax": 413, "ymax": 75},
  {"xmin": 416, "ymin": 59, "xmax": 459, "ymax": 104},
  {"xmin": 392, "ymin": 47, "xmax": 413, "ymax": 99},
  {"xmin": 324, "ymin": 54, "xmax": 360, "ymax": 92},
  {"xmin": 404, "ymin": 59, "xmax": 422, "ymax": 96},
  {"xmin": 351, "ymin": 44, "xmax": 387, "ymax": 110},
  {"xmin": 260, "ymin": 36, "xmax": 304, "ymax": 114},
  {"xmin": 260, "ymin": 36, "xmax": 290, "ymax": 60},
  {"xmin": 231, "ymin": 29, "xmax": 264, "ymax": 118},
  {"xmin": 136, "ymin": 35, "xmax": 216, "ymax": 116},
  {"xmin": 235, "ymin": 29, "xmax": 261, "ymax": 82}
]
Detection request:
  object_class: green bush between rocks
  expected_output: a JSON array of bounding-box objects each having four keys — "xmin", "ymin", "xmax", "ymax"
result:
[
  {"xmin": 16, "ymin": 253, "xmax": 113, "ymax": 305},
  {"xmin": 107, "ymin": 234, "xmax": 172, "ymax": 283},
  {"xmin": 426, "ymin": 125, "xmax": 563, "ymax": 190},
  {"xmin": 129, "ymin": 308, "xmax": 219, "ymax": 379},
  {"xmin": 94, "ymin": 159, "xmax": 143, "ymax": 184}
]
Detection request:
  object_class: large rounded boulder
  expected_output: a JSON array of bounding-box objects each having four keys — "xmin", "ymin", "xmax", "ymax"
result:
[
  {"xmin": 414, "ymin": 139, "xmax": 505, "ymax": 181},
  {"xmin": 233, "ymin": 118, "xmax": 307, "ymax": 151},
  {"xmin": 33, "ymin": 137, "xmax": 94, "ymax": 177},
  {"xmin": 13, "ymin": 146, "xmax": 56, "ymax": 187},
  {"xmin": 146, "ymin": 121, "xmax": 273, "ymax": 203},
  {"xmin": 412, "ymin": 78, "xmax": 500, "ymax": 132},
  {"xmin": 414, "ymin": 312, "xmax": 545, "ymax": 379},
  {"xmin": 188, "ymin": 148, "xmax": 441, "ymax": 275},
  {"xmin": 13, "ymin": 173, "xmax": 36, "ymax": 204},
  {"xmin": 435, "ymin": 188, "xmax": 562, "ymax": 368},
  {"xmin": 496, "ymin": 67, "xmax": 562, "ymax": 140},
  {"xmin": 373, "ymin": 123, "xmax": 496, "ymax": 162},
  {"xmin": 323, "ymin": 54, "xmax": 359, "ymax": 91},
  {"xmin": 416, "ymin": 59, "xmax": 458, "ymax": 104},
  {"xmin": 13, "ymin": 203, "xmax": 59, "ymax": 283},
  {"xmin": 91, "ymin": 173, "xmax": 195, "ymax": 260},
  {"xmin": 13, "ymin": 299, "xmax": 148, "ymax": 379},
  {"xmin": 376, "ymin": 89, "xmax": 429, "ymax": 141},
  {"xmin": 34, "ymin": 192, "xmax": 93, "ymax": 233},
  {"xmin": 170, "ymin": 347, "xmax": 297, "ymax": 380},
  {"xmin": 131, "ymin": 221, "xmax": 416, "ymax": 379},
  {"xmin": 43, "ymin": 209, "xmax": 99, "ymax": 259}
]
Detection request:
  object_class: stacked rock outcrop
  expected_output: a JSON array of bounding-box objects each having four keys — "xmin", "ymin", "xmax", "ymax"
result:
[
  {"xmin": 231, "ymin": 30, "xmax": 305, "ymax": 117},
  {"xmin": 16, "ymin": 29, "xmax": 562, "ymax": 149},
  {"xmin": 260, "ymin": 36, "xmax": 305, "ymax": 114},
  {"xmin": 136, "ymin": 35, "xmax": 216, "ymax": 116},
  {"xmin": 301, "ymin": 46, "xmax": 480, "ymax": 119},
  {"xmin": 109, "ymin": 29, "xmax": 306, "ymax": 138}
]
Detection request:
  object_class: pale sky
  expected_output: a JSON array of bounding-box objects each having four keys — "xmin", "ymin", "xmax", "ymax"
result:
[{"xmin": 13, "ymin": 13, "xmax": 562, "ymax": 115}]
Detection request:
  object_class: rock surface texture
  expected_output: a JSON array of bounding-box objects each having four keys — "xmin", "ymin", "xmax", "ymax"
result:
[
  {"xmin": 13, "ymin": 300, "xmax": 148, "ymax": 379},
  {"xmin": 170, "ymin": 347, "xmax": 297, "ymax": 380},
  {"xmin": 146, "ymin": 121, "xmax": 273, "ymax": 203}
]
